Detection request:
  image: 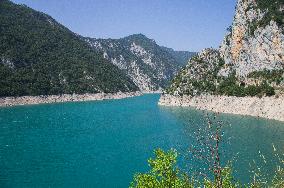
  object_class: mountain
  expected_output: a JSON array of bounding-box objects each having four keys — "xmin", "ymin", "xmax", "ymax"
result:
[
  {"xmin": 166, "ymin": 48, "xmax": 228, "ymax": 96},
  {"xmin": 161, "ymin": 47, "xmax": 196, "ymax": 66},
  {"xmin": 84, "ymin": 34, "xmax": 195, "ymax": 91},
  {"xmin": 166, "ymin": 0, "xmax": 284, "ymax": 97},
  {"xmin": 0, "ymin": 0, "xmax": 138, "ymax": 97}
]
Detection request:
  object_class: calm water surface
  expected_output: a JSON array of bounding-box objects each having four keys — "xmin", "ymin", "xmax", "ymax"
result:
[{"xmin": 0, "ymin": 94, "xmax": 283, "ymax": 187}]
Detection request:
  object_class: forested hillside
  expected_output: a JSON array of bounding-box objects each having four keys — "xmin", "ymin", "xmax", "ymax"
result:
[{"xmin": 0, "ymin": 0, "xmax": 138, "ymax": 97}]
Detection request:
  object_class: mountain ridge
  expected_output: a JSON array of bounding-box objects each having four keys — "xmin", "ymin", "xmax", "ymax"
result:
[
  {"xmin": 0, "ymin": 0, "xmax": 141, "ymax": 96},
  {"xmin": 0, "ymin": 1, "xmax": 195, "ymax": 96},
  {"xmin": 85, "ymin": 34, "xmax": 195, "ymax": 91}
]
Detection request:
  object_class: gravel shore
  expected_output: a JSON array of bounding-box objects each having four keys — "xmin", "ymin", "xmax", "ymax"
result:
[
  {"xmin": 0, "ymin": 92, "xmax": 142, "ymax": 107},
  {"xmin": 158, "ymin": 94, "xmax": 284, "ymax": 122}
]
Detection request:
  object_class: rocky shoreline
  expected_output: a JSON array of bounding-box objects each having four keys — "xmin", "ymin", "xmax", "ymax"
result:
[
  {"xmin": 158, "ymin": 94, "xmax": 284, "ymax": 122},
  {"xmin": 0, "ymin": 91, "xmax": 142, "ymax": 107},
  {"xmin": 142, "ymin": 90, "xmax": 163, "ymax": 94}
]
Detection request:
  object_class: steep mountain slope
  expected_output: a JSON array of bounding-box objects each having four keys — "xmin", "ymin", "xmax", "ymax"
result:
[
  {"xmin": 0, "ymin": 0, "xmax": 138, "ymax": 97},
  {"xmin": 166, "ymin": 0, "xmax": 284, "ymax": 97},
  {"xmin": 161, "ymin": 47, "xmax": 196, "ymax": 66},
  {"xmin": 85, "ymin": 34, "xmax": 195, "ymax": 91},
  {"xmin": 166, "ymin": 49, "xmax": 224, "ymax": 96}
]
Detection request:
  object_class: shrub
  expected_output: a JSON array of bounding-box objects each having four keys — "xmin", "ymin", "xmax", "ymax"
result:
[
  {"xmin": 130, "ymin": 149, "xmax": 193, "ymax": 188},
  {"xmin": 248, "ymin": 0, "xmax": 284, "ymax": 36}
]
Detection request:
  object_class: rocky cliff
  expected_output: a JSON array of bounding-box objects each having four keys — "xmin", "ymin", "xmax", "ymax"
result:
[
  {"xmin": 161, "ymin": 0, "xmax": 284, "ymax": 121},
  {"xmin": 85, "ymin": 34, "xmax": 195, "ymax": 92},
  {"xmin": 220, "ymin": 0, "xmax": 284, "ymax": 77},
  {"xmin": 166, "ymin": 0, "xmax": 284, "ymax": 97}
]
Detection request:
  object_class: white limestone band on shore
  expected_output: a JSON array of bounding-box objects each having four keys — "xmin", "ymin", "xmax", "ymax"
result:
[
  {"xmin": 0, "ymin": 91, "xmax": 142, "ymax": 107},
  {"xmin": 158, "ymin": 94, "xmax": 284, "ymax": 122}
]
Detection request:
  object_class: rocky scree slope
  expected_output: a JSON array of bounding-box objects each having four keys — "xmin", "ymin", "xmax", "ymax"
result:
[
  {"xmin": 166, "ymin": 0, "xmax": 284, "ymax": 97},
  {"xmin": 0, "ymin": 0, "xmax": 138, "ymax": 97},
  {"xmin": 85, "ymin": 34, "xmax": 195, "ymax": 92}
]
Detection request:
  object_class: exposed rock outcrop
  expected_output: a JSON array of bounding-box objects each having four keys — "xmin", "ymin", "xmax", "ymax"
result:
[{"xmin": 220, "ymin": 0, "xmax": 284, "ymax": 77}]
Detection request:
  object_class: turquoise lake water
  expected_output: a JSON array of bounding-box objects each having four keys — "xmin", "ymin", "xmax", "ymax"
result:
[{"xmin": 0, "ymin": 94, "xmax": 283, "ymax": 187}]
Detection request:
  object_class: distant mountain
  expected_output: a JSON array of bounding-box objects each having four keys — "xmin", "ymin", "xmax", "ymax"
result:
[
  {"xmin": 0, "ymin": 0, "xmax": 138, "ymax": 97},
  {"xmin": 85, "ymin": 34, "xmax": 195, "ymax": 91},
  {"xmin": 161, "ymin": 47, "xmax": 196, "ymax": 66}
]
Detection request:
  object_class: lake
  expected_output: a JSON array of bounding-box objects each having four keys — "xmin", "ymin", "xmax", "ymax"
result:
[{"xmin": 0, "ymin": 94, "xmax": 283, "ymax": 187}]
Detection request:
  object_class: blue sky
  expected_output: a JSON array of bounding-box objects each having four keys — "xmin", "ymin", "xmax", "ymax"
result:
[{"xmin": 12, "ymin": 0, "xmax": 237, "ymax": 52}]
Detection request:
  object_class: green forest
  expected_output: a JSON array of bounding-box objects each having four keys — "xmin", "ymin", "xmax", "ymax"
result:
[{"xmin": 0, "ymin": 0, "xmax": 138, "ymax": 97}]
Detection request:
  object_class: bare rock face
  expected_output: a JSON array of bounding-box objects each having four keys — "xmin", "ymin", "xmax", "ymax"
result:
[{"xmin": 220, "ymin": 0, "xmax": 284, "ymax": 77}]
